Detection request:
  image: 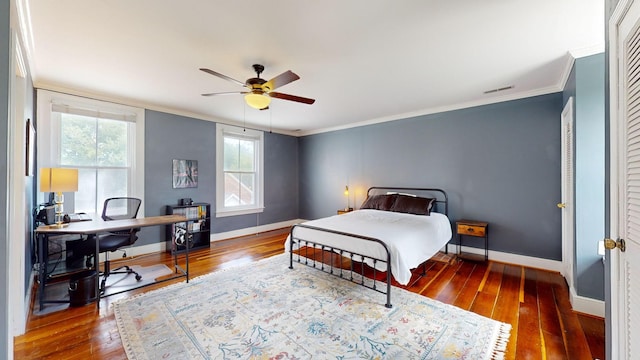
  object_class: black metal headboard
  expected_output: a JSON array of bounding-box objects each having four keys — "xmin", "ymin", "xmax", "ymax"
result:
[{"xmin": 366, "ymin": 187, "xmax": 448, "ymax": 216}]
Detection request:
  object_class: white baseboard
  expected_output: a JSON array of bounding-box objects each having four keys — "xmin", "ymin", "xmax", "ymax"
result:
[
  {"xmin": 209, "ymin": 219, "xmax": 302, "ymax": 242},
  {"xmin": 446, "ymin": 244, "xmax": 604, "ymax": 317},
  {"xmin": 125, "ymin": 219, "xmax": 304, "ymax": 258},
  {"xmin": 570, "ymin": 285, "xmax": 605, "ymax": 317},
  {"xmin": 126, "ymin": 222, "xmax": 604, "ymax": 317},
  {"xmin": 446, "ymin": 243, "xmax": 563, "ymax": 272},
  {"xmin": 17, "ymin": 271, "xmax": 37, "ymax": 336}
]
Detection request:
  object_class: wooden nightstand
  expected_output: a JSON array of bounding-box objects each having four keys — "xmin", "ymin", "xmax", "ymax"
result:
[
  {"xmin": 337, "ymin": 208, "xmax": 354, "ymax": 215},
  {"xmin": 456, "ymin": 220, "xmax": 488, "ymax": 261}
]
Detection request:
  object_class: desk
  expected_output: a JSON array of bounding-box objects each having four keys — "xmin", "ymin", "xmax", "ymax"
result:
[{"xmin": 36, "ymin": 214, "xmax": 189, "ymax": 309}]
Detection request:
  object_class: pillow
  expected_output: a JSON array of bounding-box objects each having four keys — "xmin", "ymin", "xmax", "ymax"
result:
[
  {"xmin": 360, "ymin": 194, "xmax": 397, "ymax": 211},
  {"xmin": 389, "ymin": 195, "xmax": 435, "ymax": 215}
]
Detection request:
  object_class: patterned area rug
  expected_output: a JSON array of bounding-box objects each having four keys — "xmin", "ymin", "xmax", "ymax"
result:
[{"xmin": 114, "ymin": 254, "xmax": 511, "ymax": 359}]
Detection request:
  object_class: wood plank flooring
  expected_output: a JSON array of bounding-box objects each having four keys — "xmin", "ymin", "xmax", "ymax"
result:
[{"xmin": 14, "ymin": 228, "xmax": 605, "ymax": 359}]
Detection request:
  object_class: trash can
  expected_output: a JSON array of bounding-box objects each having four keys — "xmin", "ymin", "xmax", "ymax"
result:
[{"xmin": 68, "ymin": 270, "xmax": 97, "ymax": 307}]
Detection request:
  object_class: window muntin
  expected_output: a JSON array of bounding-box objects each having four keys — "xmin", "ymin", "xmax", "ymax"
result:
[
  {"xmin": 37, "ymin": 90, "xmax": 144, "ymax": 217},
  {"xmin": 216, "ymin": 124, "xmax": 263, "ymax": 217}
]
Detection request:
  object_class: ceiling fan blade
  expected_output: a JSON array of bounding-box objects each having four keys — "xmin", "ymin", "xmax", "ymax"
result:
[
  {"xmin": 201, "ymin": 91, "xmax": 247, "ymax": 97},
  {"xmin": 262, "ymin": 70, "xmax": 300, "ymax": 92},
  {"xmin": 199, "ymin": 68, "xmax": 246, "ymax": 87},
  {"xmin": 269, "ymin": 92, "xmax": 315, "ymax": 104}
]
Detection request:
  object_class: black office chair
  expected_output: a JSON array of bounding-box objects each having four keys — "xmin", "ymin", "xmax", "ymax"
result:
[{"xmin": 85, "ymin": 197, "xmax": 143, "ymax": 293}]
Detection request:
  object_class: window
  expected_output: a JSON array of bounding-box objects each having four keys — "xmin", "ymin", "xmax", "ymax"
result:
[
  {"xmin": 216, "ymin": 124, "xmax": 264, "ymax": 217},
  {"xmin": 37, "ymin": 90, "xmax": 144, "ymax": 217}
]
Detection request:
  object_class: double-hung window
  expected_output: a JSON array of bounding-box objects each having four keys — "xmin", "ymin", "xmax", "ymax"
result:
[
  {"xmin": 37, "ymin": 90, "xmax": 144, "ymax": 216},
  {"xmin": 216, "ymin": 124, "xmax": 264, "ymax": 217}
]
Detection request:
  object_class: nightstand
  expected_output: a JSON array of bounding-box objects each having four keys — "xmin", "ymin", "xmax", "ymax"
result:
[
  {"xmin": 337, "ymin": 208, "xmax": 354, "ymax": 215},
  {"xmin": 456, "ymin": 220, "xmax": 488, "ymax": 261}
]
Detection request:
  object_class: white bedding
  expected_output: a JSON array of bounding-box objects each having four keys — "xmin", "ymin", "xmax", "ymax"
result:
[{"xmin": 285, "ymin": 209, "xmax": 452, "ymax": 285}]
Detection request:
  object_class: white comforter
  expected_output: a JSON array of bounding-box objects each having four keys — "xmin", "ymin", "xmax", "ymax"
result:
[{"xmin": 285, "ymin": 209, "xmax": 452, "ymax": 285}]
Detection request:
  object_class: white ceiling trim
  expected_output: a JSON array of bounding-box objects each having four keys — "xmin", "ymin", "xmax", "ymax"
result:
[
  {"xmin": 299, "ymin": 85, "xmax": 565, "ymax": 137},
  {"xmin": 33, "ymin": 82, "xmax": 302, "ymax": 137}
]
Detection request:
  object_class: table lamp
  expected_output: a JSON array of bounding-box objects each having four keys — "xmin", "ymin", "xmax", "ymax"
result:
[
  {"xmin": 344, "ymin": 185, "xmax": 350, "ymax": 211},
  {"xmin": 40, "ymin": 168, "xmax": 78, "ymax": 228}
]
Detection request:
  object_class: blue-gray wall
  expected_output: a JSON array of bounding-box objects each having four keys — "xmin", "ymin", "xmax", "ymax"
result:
[
  {"xmin": 575, "ymin": 54, "xmax": 605, "ymax": 301},
  {"xmin": 562, "ymin": 54, "xmax": 606, "ymax": 302},
  {"xmin": 299, "ymin": 93, "xmax": 563, "ymax": 260},
  {"xmin": 1, "ymin": 0, "xmax": 10, "ymax": 356},
  {"xmin": 139, "ymin": 110, "xmax": 299, "ymax": 246}
]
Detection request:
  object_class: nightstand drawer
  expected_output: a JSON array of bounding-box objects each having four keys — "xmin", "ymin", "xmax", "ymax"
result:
[{"xmin": 457, "ymin": 224, "xmax": 486, "ymax": 237}]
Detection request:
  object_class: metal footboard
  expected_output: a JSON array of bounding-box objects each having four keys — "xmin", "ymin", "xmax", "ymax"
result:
[{"xmin": 288, "ymin": 223, "xmax": 393, "ymax": 308}]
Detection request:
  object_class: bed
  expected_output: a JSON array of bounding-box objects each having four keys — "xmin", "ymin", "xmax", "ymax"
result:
[{"xmin": 286, "ymin": 187, "xmax": 452, "ymax": 308}]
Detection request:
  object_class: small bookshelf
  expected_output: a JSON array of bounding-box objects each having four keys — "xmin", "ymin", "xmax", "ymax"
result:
[{"xmin": 166, "ymin": 202, "xmax": 211, "ymax": 254}]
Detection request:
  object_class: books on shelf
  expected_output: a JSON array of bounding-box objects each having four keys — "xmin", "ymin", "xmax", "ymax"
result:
[
  {"xmin": 167, "ymin": 202, "xmax": 210, "ymax": 254},
  {"xmin": 172, "ymin": 204, "xmax": 208, "ymax": 220}
]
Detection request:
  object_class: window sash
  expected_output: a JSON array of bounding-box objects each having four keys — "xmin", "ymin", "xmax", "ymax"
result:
[
  {"xmin": 37, "ymin": 89, "xmax": 145, "ymax": 217},
  {"xmin": 216, "ymin": 124, "xmax": 264, "ymax": 217}
]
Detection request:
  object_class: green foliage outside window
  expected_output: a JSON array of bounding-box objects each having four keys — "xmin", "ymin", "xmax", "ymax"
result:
[{"xmin": 60, "ymin": 114, "xmax": 127, "ymax": 167}]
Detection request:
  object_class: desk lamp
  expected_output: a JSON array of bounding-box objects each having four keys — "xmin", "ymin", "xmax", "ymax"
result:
[{"xmin": 40, "ymin": 168, "xmax": 78, "ymax": 228}]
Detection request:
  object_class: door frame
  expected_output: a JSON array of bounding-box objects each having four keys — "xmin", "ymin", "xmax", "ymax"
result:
[{"xmin": 608, "ymin": 0, "xmax": 635, "ymax": 358}]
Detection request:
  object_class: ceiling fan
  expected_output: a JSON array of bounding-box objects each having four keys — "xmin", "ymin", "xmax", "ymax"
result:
[{"xmin": 200, "ymin": 64, "xmax": 315, "ymax": 110}]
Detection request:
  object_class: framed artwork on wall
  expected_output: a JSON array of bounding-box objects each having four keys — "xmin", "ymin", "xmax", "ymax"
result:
[
  {"xmin": 26, "ymin": 118, "xmax": 35, "ymax": 176},
  {"xmin": 172, "ymin": 159, "xmax": 198, "ymax": 188}
]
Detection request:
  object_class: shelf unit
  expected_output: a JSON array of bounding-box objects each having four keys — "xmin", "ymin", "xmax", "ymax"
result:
[{"xmin": 166, "ymin": 202, "xmax": 211, "ymax": 254}]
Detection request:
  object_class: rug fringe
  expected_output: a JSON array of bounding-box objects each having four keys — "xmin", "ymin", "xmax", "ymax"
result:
[{"xmin": 489, "ymin": 322, "xmax": 512, "ymax": 360}]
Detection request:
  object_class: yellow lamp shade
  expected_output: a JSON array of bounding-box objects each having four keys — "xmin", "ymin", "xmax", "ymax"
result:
[
  {"xmin": 245, "ymin": 93, "xmax": 271, "ymax": 110},
  {"xmin": 40, "ymin": 168, "xmax": 79, "ymax": 193}
]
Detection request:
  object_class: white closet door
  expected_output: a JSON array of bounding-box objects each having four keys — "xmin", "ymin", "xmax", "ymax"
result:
[{"xmin": 611, "ymin": 1, "xmax": 640, "ymax": 358}]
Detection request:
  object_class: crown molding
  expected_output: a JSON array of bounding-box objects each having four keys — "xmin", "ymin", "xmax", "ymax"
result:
[{"xmin": 33, "ymin": 82, "xmax": 301, "ymax": 137}]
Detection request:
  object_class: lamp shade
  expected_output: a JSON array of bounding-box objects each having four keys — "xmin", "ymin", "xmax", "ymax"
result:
[
  {"xmin": 245, "ymin": 92, "xmax": 271, "ymax": 110},
  {"xmin": 40, "ymin": 168, "xmax": 79, "ymax": 193}
]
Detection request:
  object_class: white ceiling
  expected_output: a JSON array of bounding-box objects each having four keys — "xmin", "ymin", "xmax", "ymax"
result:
[{"xmin": 22, "ymin": 0, "xmax": 604, "ymax": 135}]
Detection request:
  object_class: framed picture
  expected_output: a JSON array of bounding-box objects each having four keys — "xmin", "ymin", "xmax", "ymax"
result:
[
  {"xmin": 172, "ymin": 159, "xmax": 198, "ymax": 188},
  {"xmin": 26, "ymin": 118, "xmax": 35, "ymax": 176}
]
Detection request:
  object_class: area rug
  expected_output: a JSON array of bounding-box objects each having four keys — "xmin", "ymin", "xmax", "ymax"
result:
[{"xmin": 113, "ymin": 254, "xmax": 511, "ymax": 359}]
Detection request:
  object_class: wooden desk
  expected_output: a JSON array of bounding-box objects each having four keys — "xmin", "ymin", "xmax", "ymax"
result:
[{"xmin": 36, "ymin": 214, "xmax": 189, "ymax": 309}]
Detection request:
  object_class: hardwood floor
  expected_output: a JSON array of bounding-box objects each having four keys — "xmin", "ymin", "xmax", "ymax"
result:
[{"xmin": 14, "ymin": 228, "xmax": 605, "ymax": 359}]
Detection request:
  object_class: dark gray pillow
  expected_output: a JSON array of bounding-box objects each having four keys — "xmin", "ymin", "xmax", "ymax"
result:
[
  {"xmin": 390, "ymin": 195, "xmax": 435, "ymax": 215},
  {"xmin": 360, "ymin": 194, "xmax": 397, "ymax": 211}
]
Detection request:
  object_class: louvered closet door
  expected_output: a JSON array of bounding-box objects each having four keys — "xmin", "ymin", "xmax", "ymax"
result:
[{"xmin": 615, "ymin": 1, "xmax": 640, "ymax": 358}]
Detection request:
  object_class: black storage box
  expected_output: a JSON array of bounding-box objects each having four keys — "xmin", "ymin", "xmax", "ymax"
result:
[{"xmin": 68, "ymin": 270, "xmax": 97, "ymax": 307}]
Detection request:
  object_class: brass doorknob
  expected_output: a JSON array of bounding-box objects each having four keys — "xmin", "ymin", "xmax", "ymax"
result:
[
  {"xmin": 557, "ymin": 203, "xmax": 566, "ymax": 208},
  {"xmin": 604, "ymin": 238, "xmax": 626, "ymax": 252}
]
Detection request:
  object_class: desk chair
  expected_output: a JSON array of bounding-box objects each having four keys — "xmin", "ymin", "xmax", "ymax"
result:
[{"xmin": 86, "ymin": 197, "xmax": 142, "ymax": 293}]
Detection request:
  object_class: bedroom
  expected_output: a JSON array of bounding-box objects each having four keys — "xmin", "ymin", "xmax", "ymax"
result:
[{"xmin": 1, "ymin": 0, "xmax": 615, "ymax": 359}]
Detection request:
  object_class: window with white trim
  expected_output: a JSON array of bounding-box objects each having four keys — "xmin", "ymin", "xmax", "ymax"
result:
[
  {"xmin": 37, "ymin": 90, "xmax": 145, "ymax": 217},
  {"xmin": 216, "ymin": 123, "xmax": 264, "ymax": 217}
]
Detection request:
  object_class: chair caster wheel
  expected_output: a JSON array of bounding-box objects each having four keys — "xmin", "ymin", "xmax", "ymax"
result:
[{"xmin": 135, "ymin": 275, "xmax": 142, "ymax": 281}]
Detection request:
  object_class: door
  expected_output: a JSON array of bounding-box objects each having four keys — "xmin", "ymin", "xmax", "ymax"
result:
[
  {"xmin": 610, "ymin": 0, "xmax": 640, "ymax": 358},
  {"xmin": 560, "ymin": 97, "xmax": 575, "ymax": 292}
]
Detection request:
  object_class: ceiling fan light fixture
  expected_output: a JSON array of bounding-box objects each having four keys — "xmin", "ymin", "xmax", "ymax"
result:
[{"xmin": 245, "ymin": 92, "xmax": 271, "ymax": 110}]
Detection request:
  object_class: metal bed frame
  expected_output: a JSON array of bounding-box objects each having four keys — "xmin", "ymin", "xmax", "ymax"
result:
[{"xmin": 288, "ymin": 187, "xmax": 449, "ymax": 308}]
